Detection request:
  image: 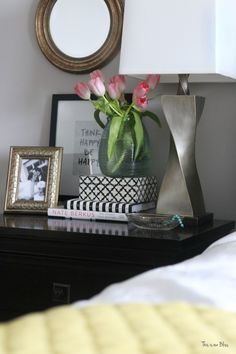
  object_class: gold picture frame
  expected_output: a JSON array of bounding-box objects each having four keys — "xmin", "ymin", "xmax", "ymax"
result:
[{"xmin": 4, "ymin": 146, "xmax": 63, "ymax": 214}]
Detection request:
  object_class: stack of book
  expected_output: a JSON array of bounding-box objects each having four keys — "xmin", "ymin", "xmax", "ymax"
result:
[
  {"xmin": 48, "ymin": 176, "xmax": 158, "ymax": 222},
  {"xmin": 48, "ymin": 199, "xmax": 156, "ymax": 222}
]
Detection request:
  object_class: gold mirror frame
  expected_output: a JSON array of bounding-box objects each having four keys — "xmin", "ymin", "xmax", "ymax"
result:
[{"xmin": 35, "ymin": 0, "xmax": 123, "ymax": 73}]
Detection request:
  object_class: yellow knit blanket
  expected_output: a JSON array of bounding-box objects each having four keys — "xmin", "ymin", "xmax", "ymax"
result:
[{"xmin": 0, "ymin": 302, "xmax": 235, "ymax": 354}]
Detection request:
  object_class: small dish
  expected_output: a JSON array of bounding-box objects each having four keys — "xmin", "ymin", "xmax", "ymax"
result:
[{"xmin": 127, "ymin": 213, "xmax": 182, "ymax": 231}]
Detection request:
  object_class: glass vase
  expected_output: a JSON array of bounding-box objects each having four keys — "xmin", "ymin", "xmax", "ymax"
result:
[{"xmin": 98, "ymin": 116, "xmax": 152, "ymax": 177}]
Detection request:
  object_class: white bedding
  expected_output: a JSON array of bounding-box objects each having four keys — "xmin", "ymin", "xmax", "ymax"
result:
[{"xmin": 74, "ymin": 231, "xmax": 236, "ymax": 312}]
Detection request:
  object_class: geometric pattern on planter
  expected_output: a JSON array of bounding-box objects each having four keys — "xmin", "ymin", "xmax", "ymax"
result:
[{"xmin": 79, "ymin": 175, "xmax": 158, "ymax": 203}]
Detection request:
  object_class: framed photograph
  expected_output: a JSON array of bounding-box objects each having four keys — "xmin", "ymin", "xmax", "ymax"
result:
[
  {"xmin": 49, "ymin": 94, "xmax": 105, "ymax": 199},
  {"xmin": 50, "ymin": 93, "xmax": 132, "ymax": 200},
  {"xmin": 4, "ymin": 146, "xmax": 63, "ymax": 214}
]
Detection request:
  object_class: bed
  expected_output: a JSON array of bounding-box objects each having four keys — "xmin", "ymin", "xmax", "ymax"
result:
[
  {"xmin": 75, "ymin": 230, "xmax": 236, "ymax": 312},
  {"xmin": 0, "ymin": 230, "xmax": 235, "ymax": 353}
]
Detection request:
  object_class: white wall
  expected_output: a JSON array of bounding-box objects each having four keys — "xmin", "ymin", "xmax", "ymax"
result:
[{"xmin": 0, "ymin": 0, "xmax": 236, "ymax": 220}]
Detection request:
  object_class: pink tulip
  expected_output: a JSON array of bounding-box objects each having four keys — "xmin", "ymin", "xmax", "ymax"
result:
[
  {"xmin": 133, "ymin": 95, "xmax": 148, "ymax": 110},
  {"xmin": 74, "ymin": 82, "xmax": 91, "ymax": 100},
  {"xmin": 90, "ymin": 69, "xmax": 105, "ymax": 82},
  {"xmin": 117, "ymin": 75, "xmax": 126, "ymax": 92},
  {"xmin": 88, "ymin": 77, "xmax": 106, "ymax": 97},
  {"xmin": 133, "ymin": 81, "xmax": 150, "ymax": 99},
  {"xmin": 146, "ymin": 74, "xmax": 160, "ymax": 89},
  {"xmin": 107, "ymin": 75, "xmax": 126, "ymax": 99},
  {"xmin": 109, "ymin": 75, "xmax": 126, "ymax": 93},
  {"xmin": 107, "ymin": 82, "xmax": 121, "ymax": 99}
]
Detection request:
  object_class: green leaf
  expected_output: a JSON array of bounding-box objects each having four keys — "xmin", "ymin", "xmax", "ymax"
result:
[
  {"xmin": 108, "ymin": 116, "xmax": 123, "ymax": 159},
  {"xmin": 142, "ymin": 110, "xmax": 162, "ymax": 128},
  {"xmin": 94, "ymin": 110, "xmax": 105, "ymax": 129},
  {"xmin": 132, "ymin": 111, "xmax": 144, "ymax": 160}
]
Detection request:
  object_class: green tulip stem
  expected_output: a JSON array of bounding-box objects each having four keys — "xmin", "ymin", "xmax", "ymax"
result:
[
  {"xmin": 103, "ymin": 95, "xmax": 123, "ymax": 117},
  {"xmin": 123, "ymin": 102, "xmax": 136, "ymax": 121}
]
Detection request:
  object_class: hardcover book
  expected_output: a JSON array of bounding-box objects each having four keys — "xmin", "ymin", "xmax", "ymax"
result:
[
  {"xmin": 66, "ymin": 199, "xmax": 156, "ymax": 213},
  {"xmin": 48, "ymin": 207, "xmax": 128, "ymax": 222}
]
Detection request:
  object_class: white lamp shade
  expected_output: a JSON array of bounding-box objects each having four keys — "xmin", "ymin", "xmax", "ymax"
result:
[{"xmin": 119, "ymin": 0, "xmax": 236, "ymax": 82}]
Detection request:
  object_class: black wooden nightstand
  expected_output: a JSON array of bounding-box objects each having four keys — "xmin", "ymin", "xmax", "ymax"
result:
[{"xmin": 0, "ymin": 214, "xmax": 234, "ymax": 321}]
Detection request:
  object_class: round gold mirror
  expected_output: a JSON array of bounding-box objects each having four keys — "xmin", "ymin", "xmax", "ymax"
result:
[{"xmin": 35, "ymin": 0, "xmax": 123, "ymax": 73}]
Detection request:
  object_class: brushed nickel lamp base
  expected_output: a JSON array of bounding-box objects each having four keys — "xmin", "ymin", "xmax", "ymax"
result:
[{"xmin": 156, "ymin": 75, "xmax": 213, "ymax": 226}]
